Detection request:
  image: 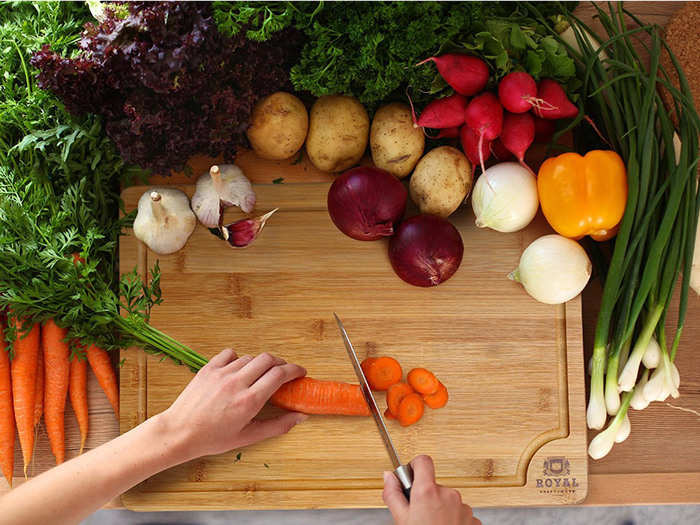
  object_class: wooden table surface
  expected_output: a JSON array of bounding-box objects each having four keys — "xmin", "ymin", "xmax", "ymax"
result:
[{"xmin": 2, "ymin": 1, "xmax": 697, "ymax": 509}]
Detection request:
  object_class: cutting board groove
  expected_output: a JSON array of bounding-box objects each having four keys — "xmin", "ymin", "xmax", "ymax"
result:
[{"xmin": 119, "ymin": 181, "xmax": 587, "ymax": 509}]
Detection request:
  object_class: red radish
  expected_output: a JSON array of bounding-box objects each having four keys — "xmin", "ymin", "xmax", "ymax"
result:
[
  {"xmin": 534, "ymin": 79, "xmax": 578, "ymax": 119},
  {"xmin": 412, "ymin": 93, "xmax": 468, "ymax": 129},
  {"xmin": 460, "ymin": 126, "xmax": 491, "ymax": 176},
  {"xmin": 500, "ymin": 112, "xmax": 535, "ymax": 167},
  {"xmin": 464, "ymin": 92, "xmax": 503, "ymax": 173},
  {"xmin": 432, "ymin": 126, "xmax": 460, "ymax": 139},
  {"xmin": 498, "ymin": 72, "xmax": 539, "ymax": 113},
  {"xmin": 490, "ymin": 138, "xmax": 514, "ymax": 161},
  {"xmin": 533, "ymin": 116, "xmax": 556, "ymax": 142},
  {"xmin": 417, "ymin": 54, "xmax": 489, "ymax": 96}
]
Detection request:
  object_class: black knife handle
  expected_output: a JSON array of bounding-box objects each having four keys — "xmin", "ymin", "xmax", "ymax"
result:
[
  {"xmin": 402, "ymin": 485, "xmax": 412, "ymax": 502},
  {"xmin": 394, "ymin": 464, "xmax": 413, "ymax": 502}
]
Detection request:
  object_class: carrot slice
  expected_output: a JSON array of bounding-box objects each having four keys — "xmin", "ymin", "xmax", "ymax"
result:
[
  {"xmin": 384, "ymin": 408, "xmax": 396, "ymax": 420},
  {"xmin": 423, "ymin": 381, "xmax": 448, "ymax": 409},
  {"xmin": 387, "ymin": 382, "xmax": 414, "ymax": 416},
  {"xmin": 397, "ymin": 393, "xmax": 424, "ymax": 427},
  {"xmin": 270, "ymin": 377, "xmax": 370, "ymax": 416},
  {"xmin": 360, "ymin": 357, "xmax": 377, "ymax": 379},
  {"xmin": 364, "ymin": 356, "xmax": 402, "ymax": 391},
  {"xmin": 407, "ymin": 368, "xmax": 439, "ymax": 395}
]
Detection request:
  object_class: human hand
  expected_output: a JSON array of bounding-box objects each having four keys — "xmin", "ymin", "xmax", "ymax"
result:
[
  {"xmin": 160, "ymin": 349, "xmax": 308, "ymax": 462},
  {"xmin": 383, "ymin": 455, "xmax": 481, "ymax": 525}
]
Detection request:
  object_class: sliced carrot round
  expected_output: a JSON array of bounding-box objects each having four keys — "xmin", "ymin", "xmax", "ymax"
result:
[
  {"xmin": 407, "ymin": 368, "xmax": 439, "ymax": 395},
  {"xmin": 423, "ymin": 381, "xmax": 448, "ymax": 409},
  {"xmin": 387, "ymin": 382, "xmax": 415, "ymax": 416},
  {"xmin": 384, "ymin": 408, "xmax": 396, "ymax": 420},
  {"xmin": 364, "ymin": 356, "xmax": 402, "ymax": 391},
  {"xmin": 397, "ymin": 393, "xmax": 424, "ymax": 427},
  {"xmin": 360, "ymin": 357, "xmax": 377, "ymax": 379}
]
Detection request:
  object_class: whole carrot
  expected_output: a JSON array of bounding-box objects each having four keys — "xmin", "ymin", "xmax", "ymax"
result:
[
  {"xmin": 33, "ymin": 350, "xmax": 44, "ymax": 427},
  {"xmin": 42, "ymin": 320, "xmax": 70, "ymax": 465},
  {"xmin": 86, "ymin": 345, "xmax": 118, "ymax": 418},
  {"xmin": 10, "ymin": 318, "xmax": 40, "ymax": 476},
  {"xmin": 0, "ymin": 319, "xmax": 14, "ymax": 487},
  {"xmin": 69, "ymin": 355, "xmax": 88, "ymax": 454},
  {"xmin": 270, "ymin": 377, "xmax": 370, "ymax": 416}
]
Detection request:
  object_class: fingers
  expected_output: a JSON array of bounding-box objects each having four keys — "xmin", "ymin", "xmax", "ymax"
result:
[
  {"xmin": 382, "ymin": 471, "xmax": 409, "ymax": 524},
  {"xmin": 251, "ymin": 363, "xmax": 306, "ymax": 399},
  {"xmin": 223, "ymin": 354, "xmax": 254, "ymax": 373},
  {"xmin": 208, "ymin": 348, "xmax": 237, "ymax": 368},
  {"xmin": 471, "ymin": 516, "xmax": 482, "ymax": 525},
  {"xmin": 237, "ymin": 352, "xmax": 286, "ymax": 386},
  {"xmin": 410, "ymin": 455, "xmax": 436, "ymax": 487},
  {"xmin": 236, "ymin": 412, "xmax": 308, "ymax": 447}
]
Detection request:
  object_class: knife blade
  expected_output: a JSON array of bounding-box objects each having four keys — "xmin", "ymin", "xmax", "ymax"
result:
[{"xmin": 333, "ymin": 313, "xmax": 413, "ymax": 500}]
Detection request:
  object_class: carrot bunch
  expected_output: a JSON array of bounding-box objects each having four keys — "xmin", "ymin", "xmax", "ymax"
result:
[
  {"xmin": 0, "ymin": 317, "xmax": 119, "ymax": 486},
  {"xmin": 361, "ymin": 357, "xmax": 448, "ymax": 427}
]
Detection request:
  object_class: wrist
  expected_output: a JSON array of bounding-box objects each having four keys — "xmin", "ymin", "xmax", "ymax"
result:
[{"xmin": 146, "ymin": 409, "xmax": 198, "ymax": 466}]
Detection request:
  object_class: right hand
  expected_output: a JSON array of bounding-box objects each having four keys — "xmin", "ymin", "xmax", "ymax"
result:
[
  {"xmin": 160, "ymin": 348, "xmax": 308, "ymax": 462},
  {"xmin": 383, "ymin": 455, "xmax": 481, "ymax": 525}
]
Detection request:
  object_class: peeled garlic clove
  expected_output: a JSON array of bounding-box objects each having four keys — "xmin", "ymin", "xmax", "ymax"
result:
[
  {"xmin": 192, "ymin": 164, "xmax": 256, "ymax": 228},
  {"xmin": 133, "ymin": 188, "xmax": 196, "ymax": 255},
  {"xmin": 641, "ymin": 336, "xmax": 661, "ymax": 369},
  {"xmin": 509, "ymin": 234, "xmax": 592, "ymax": 304},
  {"xmin": 221, "ymin": 209, "xmax": 278, "ymax": 248}
]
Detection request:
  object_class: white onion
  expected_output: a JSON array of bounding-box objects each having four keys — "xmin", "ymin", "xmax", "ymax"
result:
[
  {"xmin": 509, "ymin": 235, "xmax": 592, "ymax": 304},
  {"xmin": 471, "ymin": 162, "xmax": 539, "ymax": 233}
]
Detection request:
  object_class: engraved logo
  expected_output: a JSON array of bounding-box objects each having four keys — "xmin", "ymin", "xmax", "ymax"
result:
[{"xmin": 543, "ymin": 456, "xmax": 570, "ymax": 477}]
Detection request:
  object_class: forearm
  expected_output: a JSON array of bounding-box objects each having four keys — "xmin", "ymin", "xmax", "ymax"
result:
[{"xmin": 0, "ymin": 411, "xmax": 189, "ymax": 525}]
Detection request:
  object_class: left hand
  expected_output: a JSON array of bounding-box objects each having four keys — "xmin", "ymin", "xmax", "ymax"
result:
[{"xmin": 160, "ymin": 348, "xmax": 308, "ymax": 462}]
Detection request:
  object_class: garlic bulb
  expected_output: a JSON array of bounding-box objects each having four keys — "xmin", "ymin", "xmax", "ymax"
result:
[
  {"xmin": 509, "ymin": 235, "xmax": 592, "ymax": 304},
  {"xmin": 133, "ymin": 188, "xmax": 196, "ymax": 255},
  {"xmin": 641, "ymin": 336, "xmax": 661, "ymax": 369},
  {"xmin": 191, "ymin": 164, "xmax": 256, "ymax": 228},
  {"xmin": 471, "ymin": 162, "xmax": 539, "ymax": 233}
]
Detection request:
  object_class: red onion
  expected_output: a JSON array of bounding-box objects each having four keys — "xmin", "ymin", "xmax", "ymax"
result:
[
  {"xmin": 327, "ymin": 167, "xmax": 407, "ymax": 241},
  {"xmin": 389, "ymin": 214, "xmax": 464, "ymax": 287}
]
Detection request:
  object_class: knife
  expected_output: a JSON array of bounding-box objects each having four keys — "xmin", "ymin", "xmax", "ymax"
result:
[{"xmin": 333, "ymin": 313, "xmax": 413, "ymax": 501}]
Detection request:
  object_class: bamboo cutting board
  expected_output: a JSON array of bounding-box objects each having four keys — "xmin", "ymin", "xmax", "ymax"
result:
[{"xmin": 119, "ymin": 181, "xmax": 587, "ymax": 510}]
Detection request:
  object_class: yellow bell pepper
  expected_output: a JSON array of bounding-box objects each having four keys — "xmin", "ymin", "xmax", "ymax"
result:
[{"xmin": 537, "ymin": 150, "xmax": 627, "ymax": 241}]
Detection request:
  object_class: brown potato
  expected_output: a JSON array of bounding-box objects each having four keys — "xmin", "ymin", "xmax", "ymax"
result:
[
  {"xmin": 247, "ymin": 92, "xmax": 308, "ymax": 160},
  {"xmin": 370, "ymin": 102, "xmax": 424, "ymax": 178},
  {"xmin": 306, "ymin": 95, "xmax": 369, "ymax": 172},
  {"xmin": 409, "ymin": 146, "xmax": 473, "ymax": 218}
]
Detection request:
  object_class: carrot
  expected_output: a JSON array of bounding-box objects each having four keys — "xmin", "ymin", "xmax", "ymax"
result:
[
  {"xmin": 363, "ymin": 356, "xmax": 402, "ymax": 391},
  {"xmin": 384, "ymin": 408, "xmax": 396, "ymax": 420},
  {"xmin": 360, "ymin": 357, "xmax": 377, "ymax": 380},
  {"xmin": 33, "ymin": 349, "xmax": 44, "ymax": 427},
  {"xmin": 423, "ymin": 381, "xmax": 449, "ymax": 409},
  {"xmin": 0, "ymin": 319, "xmax": 14, "ymax": 487},
  {"xmin": 407, "ymin": 368, "xmax": 440, "ymax": 395},
  {"xmin": 42, "ymin": 320, "xmax": 70, "ymax": 465},
  {"xmin": 69, "ymin": 356, "xmax": 88, "ymax": 454},
  {"xmin": 386, "ymin": 382, "xmax": 415, "ymax": 417},
  {"xmin": 270, "ymin": 377, "xmax": 370, "ymax": 416},
  {"xmin": 86, "ymin": 345, "xmax": 118, "ymax": 417},
  {"xmin": 10, "ymin": 318, "xmax": 40, "ymax": 476},
  {"xmin": 397, "ymin": 393, "xmax": 424, "ymax": 427}
]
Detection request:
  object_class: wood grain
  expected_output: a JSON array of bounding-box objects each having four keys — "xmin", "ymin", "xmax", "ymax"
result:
[{"xmin": 118, "ymin": 182, "xmax": 586, "ymax": 509}]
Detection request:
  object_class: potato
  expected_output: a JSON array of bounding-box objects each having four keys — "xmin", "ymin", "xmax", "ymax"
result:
[
  {"xmin": 306, "ymin": 95, "xmax": 369, "ymax": 172},
  {"xmin": 247, "ymin": 92, "xmax": 308, "ymax": 160},
  {"xmin": 370, "ymin": 102, "xmax": 424, "ymax": 178},
  {"xmin": 409, "ymin": 146, "xmax": 473, "ymax": 218}
]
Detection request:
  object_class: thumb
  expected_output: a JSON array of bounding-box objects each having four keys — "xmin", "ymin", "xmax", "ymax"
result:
[
  {"xmin": 236, "ymin": 412, "xmax": 308, "ymax": 447},
  {"xmin": 382, "ymin": 471, "xmax": 409, "ymax": 524}
]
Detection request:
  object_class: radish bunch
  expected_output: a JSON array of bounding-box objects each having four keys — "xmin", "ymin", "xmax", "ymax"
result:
[{"xmin": 414, "ymin": 57, "xmax": 579, "ymax": 175}]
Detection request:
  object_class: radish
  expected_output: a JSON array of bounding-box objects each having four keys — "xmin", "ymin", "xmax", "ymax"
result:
[
  {"xmin": 460, "ymin": 126, "xmax": 491, "ymax": 177},
  {"xmin": 490, "ymin": 138, "xmax": 514, "ymax": 162},
  {"xmin": 464, "ymin": 92, "xmax": 503, "ymax": 173},
  {"xmin": 433, "ymin": 126, "xmax": 461, "ymax": 139},
  {"xmin": 412, "ymin": 93, "xmax": 468, "ymax": 129},
  {"xmin": 500, "ymin": 112, "xmax": 535, "ymax": 167},
  {"xmin": 533, "ymin": 116, "xmax": 556, "ymax": 143},
  {"xmin": 417, "ymin": 53, "xmax": 489, "ymax": 96},
  {"xmin": 534, "ymin": 79, "xmax": 578, "ymax": 120},
  {"xmin": 498, "ymin": 72, "xmax": 539, "ymax": 113}
]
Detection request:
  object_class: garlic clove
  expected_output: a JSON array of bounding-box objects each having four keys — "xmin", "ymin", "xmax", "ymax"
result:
[
  {"xmin": 191, "ymin": 164, "xmax": 256, "ymax": 227},
  {"xmin": 221, "ymin": 209, "xmax": 278, "ymax": 248},
  {"xmin": 133, "ymin": 187, "xmax": 196, "ymax": 255}
]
